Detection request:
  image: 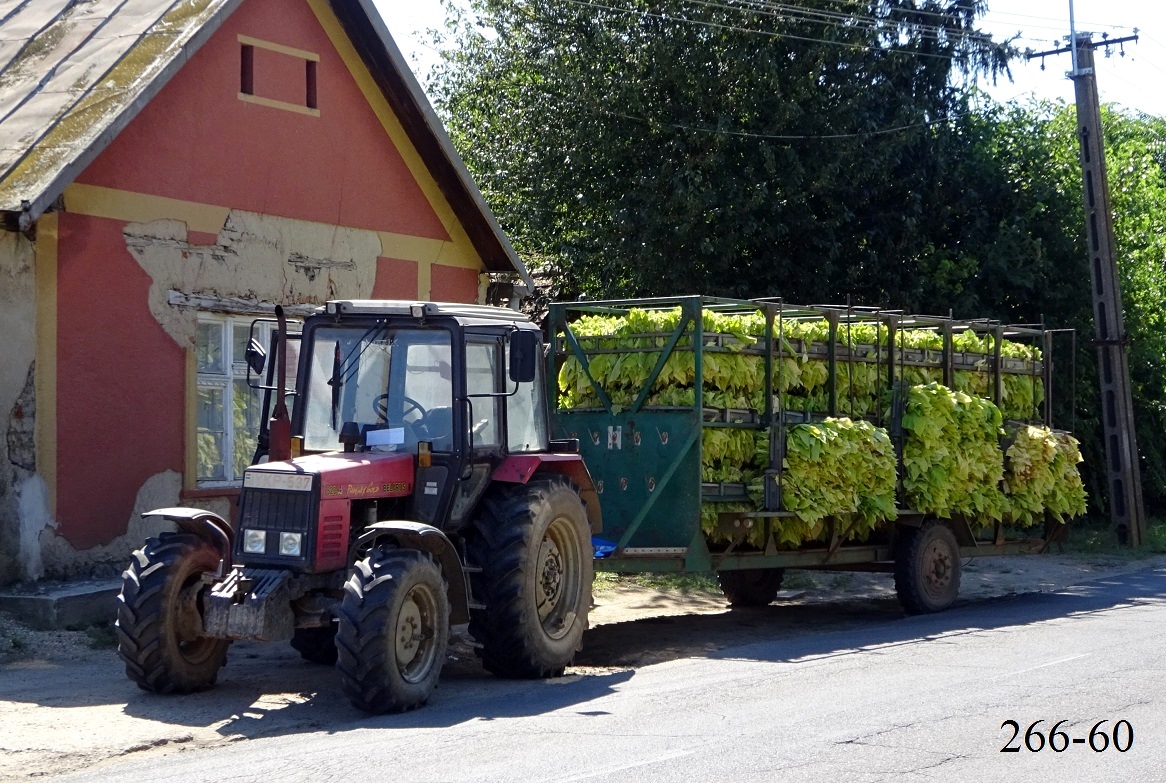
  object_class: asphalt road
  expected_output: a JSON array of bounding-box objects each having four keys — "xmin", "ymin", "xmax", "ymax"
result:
[{"xmin": 47, "ymin": 564, "xmax": 1166, "ymax": 783}]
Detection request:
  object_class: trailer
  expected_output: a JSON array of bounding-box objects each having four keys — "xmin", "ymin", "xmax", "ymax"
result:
[{"xmin": 548, "ymin": 295, "xmax": 1078, "ymax": 613}]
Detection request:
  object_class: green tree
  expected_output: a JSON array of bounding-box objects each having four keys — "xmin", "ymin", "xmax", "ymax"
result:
[{"xmin": 433, "ymin": 0, "xmax": 1010, "ymax": 300}]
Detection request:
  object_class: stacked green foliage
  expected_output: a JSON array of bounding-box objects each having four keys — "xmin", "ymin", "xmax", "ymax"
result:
[
  {"xmin": 1003, "ymin": 426, "xmax": 1088, "ymax": 525},
  {"xmin": 901, "ymin": 383, "xmax": 1006, "ymax": 522},
  {"xmin": 780, "ymin": 418, "xmax": 899, "ymax": 539},
  {"xmin": 558, "ymin": 307, "xmax": 1044, "ymax": 420},
  {"xmin": 701, "ymin": 428, "xmax": 757, "ymax": 484}
]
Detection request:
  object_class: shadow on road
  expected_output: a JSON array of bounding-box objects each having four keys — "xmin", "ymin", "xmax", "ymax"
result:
[
  {"xmin": 4, "ymin": 565, "xmax": 1162, "ymax": 743},
  {"xmin": 581, "ymin": 565, "xmax": 1166, "ymax": 670}
]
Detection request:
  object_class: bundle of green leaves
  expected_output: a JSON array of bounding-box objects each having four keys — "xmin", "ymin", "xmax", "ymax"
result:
[
  {"xmin": 780, "ymin": 418, "xmax": 899, "ymax": 539},
  {"xmin": 1047, "ymin": 432, "xmax": 1088, "ymax": 521},
  {"xmin": 1002, "ymin": 425, "xmax": 1061, "ymax": 526},
  {"xmin": 901, "ymin": 383, "xmax": 1006, "ymax": 522}
]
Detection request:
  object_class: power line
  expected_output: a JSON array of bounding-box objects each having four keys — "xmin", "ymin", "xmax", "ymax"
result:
[
  {"xmin": 558, "ymin": 0, "xmax": 989, "ymax": 62},
  {"xmin": 718, "ymin": 0, "xmax": 998, "ymax": 43},
  {"xmin": 812, "ymin": 0, "xmax": 1128, "ymax": 34},
  {"xmin": 604, "ymin": 106, "xmax": 966, "ymax": 139}
]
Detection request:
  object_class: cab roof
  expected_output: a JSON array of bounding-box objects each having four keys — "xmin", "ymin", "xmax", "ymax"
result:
[{"xmin": 320, "ymin": 300, "xmax": 534, "ymax": 326}]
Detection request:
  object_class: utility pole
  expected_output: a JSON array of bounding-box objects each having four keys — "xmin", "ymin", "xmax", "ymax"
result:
[{"xmin": 1027, "ymin": 29, "xmax": 1145, "ymax": 545}]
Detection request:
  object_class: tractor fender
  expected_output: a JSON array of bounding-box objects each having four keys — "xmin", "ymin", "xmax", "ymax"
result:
[
  {"xmin": 491, "ymin": 455, "xmax": 603, "ymax": 533},
  {"xmin": 141, "ymin": 507, "xmax": 233, "ymax": 574},
  {"xmin": 353, "ymin": 521, "xmax": 470, "ymax": 625}
]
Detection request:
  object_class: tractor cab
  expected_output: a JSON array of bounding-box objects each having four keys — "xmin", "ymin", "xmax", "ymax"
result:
[{"xmin": 283, "ymin": 300, "xmax": 547, "ymax": 537}]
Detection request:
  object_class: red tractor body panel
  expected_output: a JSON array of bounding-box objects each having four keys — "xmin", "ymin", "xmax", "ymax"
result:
[
  {"xmin": 246, "ymin": 452, "xmax": 414, "ymax": 571},
  {"xmin": 491, "ymin": 454, "xmax": 603, "ymax": 533}
]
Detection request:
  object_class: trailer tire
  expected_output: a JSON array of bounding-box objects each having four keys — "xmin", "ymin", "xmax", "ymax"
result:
[
  {"xmin": 468, "ymin": 477, "xmax": 593, "ymax": 679},
  {"xmin": 895, "ymin": 520, "xmax": 960, "ymax": 614},
  {"xmin": 291, "ymin": 624, "xmax": 338, "ymax": 664},
  {"xmin": 116, "ymin": 532, "xmax": 230, "ymax": 693},
  {"xmin": 717, "ymin": 568, "xmax": 786, "ymax": 607},
  {"xmin": 336, "ymin": 549, "xmax": 449, "ymax": 714}
]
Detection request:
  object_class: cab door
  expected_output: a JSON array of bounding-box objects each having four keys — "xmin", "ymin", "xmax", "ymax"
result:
[{"xmin": 446, "ymin": 334, "xmax": 505, "ymax": 528}]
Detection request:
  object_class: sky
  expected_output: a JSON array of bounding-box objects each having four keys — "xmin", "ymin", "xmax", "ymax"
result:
[{"xmin": 377, "ymin": 0, "xmax": 1166, "ymax": 116}]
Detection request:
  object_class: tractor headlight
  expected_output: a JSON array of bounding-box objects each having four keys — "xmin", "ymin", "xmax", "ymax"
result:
[
  {"xmin": 279, "ymin": 532, "xmax": 303, "ymax": 557},
  {"xmin": 243, "ymin": 529, "xmax": 267, "ymax": 554}
]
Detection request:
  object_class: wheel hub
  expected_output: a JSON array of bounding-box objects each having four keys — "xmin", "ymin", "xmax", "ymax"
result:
[
  {"xmin": 538, "ymin": 538, "xmax": 564, "ymax": 617},
  {"xmin": 396, "ymin": 597, "xmax": 423, "ymax": 666},
  {"xmin": 922, "ymin": 540, "xmax": 953, "ymax": 594}
]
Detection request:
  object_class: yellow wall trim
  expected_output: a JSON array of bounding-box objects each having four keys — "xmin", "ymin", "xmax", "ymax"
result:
[
  {"xmin": 183, "ymin": 350, "xmax": 197, "ymax": 491},
  {"xmin": 66, "ymin": 183, "xmax": 229, "ymax": 234},
  {"xmin": 62, "ymin": 183, "xmax": 479, "ymax": 269},
  {"xmin": 34, "ymin": 213, "xmax": 58, "ymax": 516},
  {"xmin": 237, "ymin": 34, "xmax": 320, "ymax": 61},
  {"xmin": 238, "ymin": 92, "xmax": 321, "ymax": 117}
]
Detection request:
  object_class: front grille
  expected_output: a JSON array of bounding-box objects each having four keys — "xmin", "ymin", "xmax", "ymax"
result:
[
  {"xmin": 239, "ymin": 488, "xmax": 316, "ymax": 532},
  {"xmin": 237, "ymin": 485, "xmax": 318, "ymax": 566}
]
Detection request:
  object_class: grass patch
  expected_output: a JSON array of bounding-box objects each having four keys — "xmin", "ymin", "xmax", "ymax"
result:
[
  {"xmin": 65, "ymin": 620, "xmax": 119, "ymax": 650},
  {"xmin": 594, "ymin": 571, "xmax": 720, "ymax": 594},
  {"xmin": 1060, "ymin": 518, "xmax": 1166, "ymax": 557},
  {"xmin": 781, "ymin": 570, "xmax": 818, "ymax": 590},
  {"xmin": 84, "ymin": 622, "xmax": 118, "ymax": 650}
]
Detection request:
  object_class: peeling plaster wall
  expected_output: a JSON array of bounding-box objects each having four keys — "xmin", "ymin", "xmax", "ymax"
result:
[
  {"xmin": 0, "ymin": 231, "xmax": 37, "ymax": 584},
  {"xmin": 39, "ymin": 471, "xmax": 184, "ymax": 580},
  {"xmin": 124, "ymin": 212, "xmax": 381, "ymax": 346}
]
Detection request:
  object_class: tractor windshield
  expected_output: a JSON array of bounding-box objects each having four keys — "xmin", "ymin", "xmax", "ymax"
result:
[{"xmin": 301, "ymin": 325, "xmax": 454, "ymax": 453}]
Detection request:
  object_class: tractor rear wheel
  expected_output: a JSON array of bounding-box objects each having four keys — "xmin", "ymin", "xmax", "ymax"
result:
[
  {"xmin": 116, "ymin": 532, "xmax": 230, "ymax": 693},
  {"xmin": 895, "ymin": 520, "xmax": 961, "ymax": 614},
  {"xmin": 468, "ymin": 477, "xmax": 593, "ymax": 679},
  {"xmin": 291, "ymin": 624, "xmax": 338, "ymax": 664},
  {"xmin": 718, "ymin": 568, "xmax": 786, "ymax": 607},
  {"xmin": 335, "ymin": 549, "xmax": 449, "ymax": 714}
]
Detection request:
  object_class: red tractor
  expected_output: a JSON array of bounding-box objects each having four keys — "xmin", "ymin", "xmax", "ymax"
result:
[{"xmin": 116, "ymin": 300, "xmax": 600, "ymax": 713}]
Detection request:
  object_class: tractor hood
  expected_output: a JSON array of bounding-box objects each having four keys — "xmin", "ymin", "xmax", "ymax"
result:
[{"xmin": 244, "ymin": 451, "xmax": 415, "ymax": 499}]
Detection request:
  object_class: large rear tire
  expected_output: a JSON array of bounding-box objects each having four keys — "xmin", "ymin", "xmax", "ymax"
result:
[
  {"xmin": 468, "ymin": 477, "xmax": 593, "ymax": 679},
  {"xmin": 116, "ymin": 532, "xmax": 230, "ymax": 693},
  {"xmin": 335, "ymin": 549, "xmax": 450, "ymax": 714},
  {"xmin": 895, "ymin": 520, "xmax": 961, "ymax": 614},
  {"xmin": 718, "ymin": 568, "xmax": 785, "ymax": 607}
]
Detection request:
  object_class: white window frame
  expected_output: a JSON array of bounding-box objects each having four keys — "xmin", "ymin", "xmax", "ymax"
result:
[{"xmin": 195, "ymin": 315, "xmax": 278, "ymax": 487}]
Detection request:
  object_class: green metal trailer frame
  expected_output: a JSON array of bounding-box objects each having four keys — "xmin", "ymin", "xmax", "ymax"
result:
[{"xmin": 547, "ymin": 295, "xmax": 1074, "ymax": 577}]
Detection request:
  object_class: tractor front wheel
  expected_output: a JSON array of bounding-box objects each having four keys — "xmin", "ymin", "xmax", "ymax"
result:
[
  {"xmin": 335, "ymin": 549, "xmax": 449, "ymax": 714},
  {"xmin": 116, "ymin": 532, "xmax": 230, "ymax": 693},
  {"xmin": 468, "ymin": 477, "xmax": 593, "ymax": 679}
]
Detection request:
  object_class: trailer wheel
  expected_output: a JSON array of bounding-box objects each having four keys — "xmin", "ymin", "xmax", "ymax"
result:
[
  {"xmin": 336, "ymin": 549, "xmax": 449, "ymax": 714},
  {"xmin": 468, "ymin": 477, "xmax": 593, "ymax": 678},
  {"xmin": 717, "ymin": 568, "xmax": 786, "ymax": 607},
  {"xmin": 116, "ymin": 532, "xmax": 230, "ymax": 693},
  {"xmin": 291, "ymin": 624, "xmax": 338, "ymax": 664},
  {"xmin": 895, "ymin": 520, "xmax": 961, "ymax": 614}
]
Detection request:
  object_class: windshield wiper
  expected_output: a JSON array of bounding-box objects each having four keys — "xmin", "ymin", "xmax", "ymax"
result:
[{"xmin": 327, "ymin": 322, "xmax": 387, "ymax": 429}]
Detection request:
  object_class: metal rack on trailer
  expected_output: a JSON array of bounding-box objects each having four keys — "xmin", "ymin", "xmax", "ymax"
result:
[{"xmin": 548, "ymin": 295, "xmax": 1077, "ymax": 612}]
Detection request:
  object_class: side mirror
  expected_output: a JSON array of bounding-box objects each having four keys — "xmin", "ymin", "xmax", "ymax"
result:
[
  {"xmin": 509, "ymin": 329, "xmax": 540, "ymax": 384},
  {"xmin": 245, "ymin": 339, "xmax": 266, "ymax": 375}
]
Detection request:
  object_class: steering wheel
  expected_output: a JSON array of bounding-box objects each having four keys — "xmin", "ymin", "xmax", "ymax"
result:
[{"xmin": 372, "ymin": 394, "xmax": 427, "ymax": 426}]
